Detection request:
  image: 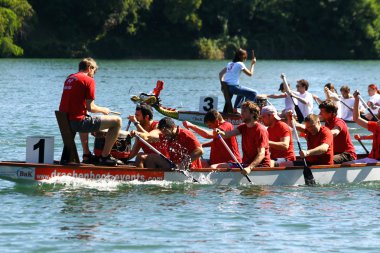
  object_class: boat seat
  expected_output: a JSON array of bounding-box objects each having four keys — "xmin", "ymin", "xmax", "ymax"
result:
[
  {"xmin": 55, "ymin": 111, "xmax": 80, "ymax": 164},
  {"xmin": 221, "ymin": 81, "xmax": 234, "ymax": 114}
]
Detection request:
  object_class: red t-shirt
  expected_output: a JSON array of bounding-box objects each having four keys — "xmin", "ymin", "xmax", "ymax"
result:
[
  {"xmin": 166, "ymin": 127, "xmax": 202, "ymax": 169},
  {"xmin": 237, "ymin": 123, "xmax": 271, "ymax": 167},
  {"xmin": 59, "ymin": 72, "xmax": 95, "ymax": 121},
  {"xmin": 325, "ymin": 116, "xmax": 356, "ymax": 159},
  {"xmin": 304, "ymin": 126, "xmax": 334, "ymax": 165},
  {"xmin": 267, "ymin": 120, "xmax": 296, "ymax": 161},
  {"xmin": 367, "ymin": 121, "xmax": 380, "ymax": 159},
  {"xmin": 210, "ymin": 121, "xmax": 242, "ymax": 164}
]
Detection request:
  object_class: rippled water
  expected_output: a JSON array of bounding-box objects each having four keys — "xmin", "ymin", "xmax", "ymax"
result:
[{"xmin": 0, "ymin": 59, "xmax": 379, "ymax": 252}]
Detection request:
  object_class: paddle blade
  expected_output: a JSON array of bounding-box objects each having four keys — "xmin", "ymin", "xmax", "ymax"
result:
[{"xmin": 302, "ymin": 160, "xmax": 316, "ymax": 186}]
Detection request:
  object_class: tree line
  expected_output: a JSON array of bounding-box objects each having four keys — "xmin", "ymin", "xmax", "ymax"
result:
[{"xmin": 2, "ymin": 0, "xmax": 380, "ymax": 59}]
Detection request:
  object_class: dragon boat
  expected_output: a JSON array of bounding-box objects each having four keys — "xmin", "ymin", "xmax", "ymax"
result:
[
  {"xmin": 0, "ymin": 160, "xmax": 379, "ymax": 186},
  {"xmin": 131, "ymin": 80, "xmax": 244, "ymax": 126},
  {"xmin": 131, "ymin": 80, "xmax": 355, "ymax": 127}
]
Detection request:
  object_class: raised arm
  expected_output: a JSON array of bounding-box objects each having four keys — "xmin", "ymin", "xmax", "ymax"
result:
[
  {"xmin": 242, "ymin": 50, "xmax": 256, "ymax": 76},
  {"xmin": 183, "ymin": 121, "xmax": 213, "ymax": 139},
  {"xmin": 353, "ymin": 91, "xmax": 368, "ymax": 129}
]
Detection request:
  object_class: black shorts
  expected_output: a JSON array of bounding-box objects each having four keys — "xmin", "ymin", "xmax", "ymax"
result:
[{"xmin": 70, "ymin": 115, "xmax": 101, "ymax": 132}]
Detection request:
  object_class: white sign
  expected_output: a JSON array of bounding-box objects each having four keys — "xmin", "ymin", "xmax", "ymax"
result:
[
  {"xmin": 199, "ymin": 96, "xmax": 218, "ymax": 113},
  {"xmin": 26, "ymin": 136, "xmax": 54, "ymax": 164}
]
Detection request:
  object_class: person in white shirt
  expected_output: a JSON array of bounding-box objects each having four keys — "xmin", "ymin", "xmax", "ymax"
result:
[
  {"xmin": 313, "ymin": 83, "xmax": 342, "ymax": 118},
  {"xmin": 219, "ymin": 48, "xmax": 257, "ymax": 111},
  {"xmin": 366, "ymin": 84, "xmax": 380, "ymax": 120},
  {"xmin": 339, "ymin": 85, "xmax": 365, "ymax": 121},
  {"xmin": 289, "ymin": 79, "xmax": 314, "ymax": 118},
  {"xmin": 266, "ymin": 82, "xmax": 298, "ymax": 118}
]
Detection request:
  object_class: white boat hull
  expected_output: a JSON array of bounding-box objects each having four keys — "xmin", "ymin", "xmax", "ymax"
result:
[{"xmin": 0, "ymin": 161, "xmax": 379, "ymax": 186}]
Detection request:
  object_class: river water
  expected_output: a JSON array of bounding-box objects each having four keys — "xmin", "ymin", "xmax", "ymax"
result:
[{"xmin": 0, "ymin": 59, "xmax": 379, "ymax": 252}]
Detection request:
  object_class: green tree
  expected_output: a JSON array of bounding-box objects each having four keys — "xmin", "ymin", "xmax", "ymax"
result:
[
  {"xmin": 0, "ymin": 0, "xmax": 33, "ymax": 57},
  {"xmin": 24, "ymin": 0, "xmax": 152, "ymax": 57}
]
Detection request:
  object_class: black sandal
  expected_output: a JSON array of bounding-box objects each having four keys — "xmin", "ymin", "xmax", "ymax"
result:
[{"xmin": 82, "ymin": 153, "xmax": 96, "ymax": 164}]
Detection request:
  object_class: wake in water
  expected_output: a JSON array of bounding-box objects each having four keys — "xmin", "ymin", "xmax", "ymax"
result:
[{"xmin": 37, "ymin": 172, "xmax": 215, "ymax": 191}]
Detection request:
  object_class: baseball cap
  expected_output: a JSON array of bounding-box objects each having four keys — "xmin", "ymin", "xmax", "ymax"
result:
[{"xmin": 261, "ymin": 105, "xmax": 281, "ymax": 120}]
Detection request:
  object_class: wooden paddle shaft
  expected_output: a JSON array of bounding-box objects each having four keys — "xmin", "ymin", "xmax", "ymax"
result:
[
  {"xmin": 358, "ymin": 94, "xmax": 379, "ymax": 121},
  {"xmin": 217, "ymin": 133, "xmax": 252, "ymax": 183}
]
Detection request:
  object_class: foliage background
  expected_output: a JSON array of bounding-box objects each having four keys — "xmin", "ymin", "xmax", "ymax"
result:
[{"xmin": 2, "ymin": 0, "xmax": 380, "ymax": 59}]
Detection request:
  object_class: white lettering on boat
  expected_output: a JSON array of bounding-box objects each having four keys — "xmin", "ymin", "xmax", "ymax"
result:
[{"xmin": 35, "ymin": 169, "xmax": 164, "ymax": 181}]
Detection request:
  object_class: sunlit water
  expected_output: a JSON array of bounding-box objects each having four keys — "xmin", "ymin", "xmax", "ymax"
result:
[{"xmin": 0, "ymin": 59, "xmax": 379, "ymax": 252}]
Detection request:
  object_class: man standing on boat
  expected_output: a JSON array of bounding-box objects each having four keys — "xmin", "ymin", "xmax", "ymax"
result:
[
  {"xmin": 59, "ymin": 57, "xmax": 122, "ymax": 166},
  {"xmin": 132, "ymin": 117, "xmax": 203, "ymax": 169},
  {"xmin": 284, "ymin": 113, "xmax": 334, "ymax": 166},
  {"xmin": 182, "ymin": 109, "xmax": 241, "ymax": 167},
  {"xmin": 127, "ymin": 104, "xmax": 169, "ymax": 167},
  {"xmin": 318, "ymin": 100, "xmax": 356, "ymax": 163},
  {"xmin": 215, "ymin": 101, "xmax": 271, "ymax": 175},
  {"xmin": 260, "ymin": 105, "xmax": 295, "ymax": 166}
]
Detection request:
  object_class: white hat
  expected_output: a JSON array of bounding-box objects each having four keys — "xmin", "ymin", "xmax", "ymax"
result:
[{"xmin": 261, "ymin": 105, "xmax": 281, "ymax": 120}]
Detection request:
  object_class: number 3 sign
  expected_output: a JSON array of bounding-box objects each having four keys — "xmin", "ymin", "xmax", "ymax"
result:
[{"xmin": 199, "ymin": 96, "xmax": 218, "ymax": 113}]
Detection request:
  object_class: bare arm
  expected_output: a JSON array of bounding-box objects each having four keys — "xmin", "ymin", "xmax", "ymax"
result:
[
  {"xmin": 86, "ymin": 99, "xmax": 110, "ymax": 114},
  {"xmin": 286, "ymin": 111, "xmax": 306, "ymax": 133},
  {"xmin": 202, "ymin": 140, "xmax": 213, "ymax": 148},
  {"xmin": 127, "ymin": 140, "xmax": 142, "ymax": 160},
  {"xmin": 242, "ymin": 58, "xmax": 256, "ymax": 76},
  {"xmin": 330, "ymin": 126, "xmax": 341, "ymax": 137},
  {"xmin": 300, "ymin": 143, "xmax": 329, "ymax": 158},
  {"xmin": 183, "ymin": 121, "xmax": 213, "ymax": 139},
  {"xmin": 242, "ymin": 147, "xmax": 265, "ymax": 175},
  {"xmin": 289, "ymin": 91, "xmax": 308, "ymax": 105},
  {"xmin": 133, "ymin": 129, "xmax": 161, "ymax": 142},
  {"xmin": 353, "ymin": 92, "xmax": 368, "ymax": 129},
  {"xmin": 215, "ymin": 128, "xmax": 240, "ymax": 139},
  {"xmin": 128, "ymin": 115, "xmax": 148, "ymax": 133},
  {"xmin": 267, "ymin": 93, "xmax": 287, "ymax": 99},
  {"xmin": 191, "ymin": 147, "xmax": 204, "ymax": 162},
  {"xmin": 269, "ymin": 136, "xmax": 290, "ymax": 151},
  {"xmin": 219, "ymin": 67, "xmax": 227, "ymax": 81}
]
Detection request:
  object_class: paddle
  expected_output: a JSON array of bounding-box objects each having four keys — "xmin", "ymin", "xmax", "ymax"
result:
[
  {"xmin": 126, "ymin": 120, "xmax": 132, "ymax": 131},
  {"xmin": 357, "ymin": 93, "xmax": 380, "ymax": 121},
  {"xmin": 134, "ymin": 134, "xmax": 199, "ymax": 183},
  {"xmin": 280, "ymin": 74, "xmax": 304, "ymax": 123},
  {"xmin": 338, "ymin": 99, "xmax": 353, "ymax": 111},
  {"xmin": 110, "ymin": 111, "xmax": 121, "ymax": 115},
  {"xmin": 289, "ymin": 117, "xmax": 316, "ymax": 186},
  {"xmin": 216, "ymin": 131, "xmax": 253, "ymax": 184},
  {"xmin": 357, "ymin": 139, "xmax": 369, "ymax": 155}
]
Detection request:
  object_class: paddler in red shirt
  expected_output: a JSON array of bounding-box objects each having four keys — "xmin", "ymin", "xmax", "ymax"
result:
[
  {"xmin": 127, "ymin": 104, "xmax": 168, "ymax": 167},
  {"xmin": 284, "ymin": 113, "xmax": 334, "ymax": 166},
  {"xmin": 131, "ymin": 117, "xmax": 204, "ymax": 169},
  {"xmin": 318, "ymin": 100, "xmax": 357, "ymax": 163},
  {"xmin": 260, "ymin": 105, "xmax": 296, "ymax": 166},
  {"xmin": 215, "ymin": 101, "xmax": 271, "ymax": 175},
  {"xmin": 344, "ymin": 91, "xmax": 380, "ymax": 164},
  {"xmin": 182, "ymin": 109, "xmax": 241, "ymax": 168},
  {"xmin": 59, "ymin": 57, "xmax": 122, "ymax": 166}
]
